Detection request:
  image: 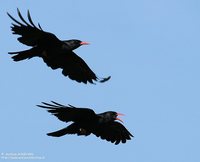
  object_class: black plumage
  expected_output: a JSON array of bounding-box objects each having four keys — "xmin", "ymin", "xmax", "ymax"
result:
[
  {"xmin": 37, "ymin": 101, "xmax": 133, "ymax": 145},
  {"xmin": 8, "ymin": 9, "xmax": 110, "ymax": 84}
]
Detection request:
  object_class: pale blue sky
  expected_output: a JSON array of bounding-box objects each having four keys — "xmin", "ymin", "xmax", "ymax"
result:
[{"xmin": 1, "ymin": 0, "xmax": 200, "ymax": 162}]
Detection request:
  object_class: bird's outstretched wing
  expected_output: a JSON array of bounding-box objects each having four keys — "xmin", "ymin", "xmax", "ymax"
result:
[
  {"xmin": 43, "ymin": 51, "xmax": 110, "ymax": 84},
  {"xmin": 93, "ymin": 121, "xmax": 133, "ymax": 145},
  {"xmin": 37, "ymin": 101, "xmax": 96, "ymax": 123},
  {"xmin": 7, "ymin": 9, "xmax": 61, "ymax": 47}
]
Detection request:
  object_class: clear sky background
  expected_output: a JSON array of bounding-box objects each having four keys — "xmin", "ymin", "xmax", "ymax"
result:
[{"xmin": 1, "ymin": 0, "xmax": 200, "ymax": 162}]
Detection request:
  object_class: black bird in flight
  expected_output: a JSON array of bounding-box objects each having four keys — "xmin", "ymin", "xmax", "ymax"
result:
[
  {"xmin": 37, "ymin": 101, "xmax": 133, "ymax": 145},
  {"xmin": 7, "ymin": 9, "xmax": 110, "ymax": 84}
]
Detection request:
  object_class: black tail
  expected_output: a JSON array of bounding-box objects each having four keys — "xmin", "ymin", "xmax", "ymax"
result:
[
  {"xmin": 8, "ymin": 48, "xmax": 38, "ymax": 61},
  {"xmin": 46, "ymin": 123, "xmax": 91, "ymax": 137},
  {"xmin": 47, "ymin": 127, "xmax": 70, "ymax": 137},
  {"xmin": 47, "ymin": 123, "xmax": 80, "ymax": 137}
]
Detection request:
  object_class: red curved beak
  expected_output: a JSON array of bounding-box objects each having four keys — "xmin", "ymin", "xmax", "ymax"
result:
[
  {"xmin": 80, "ymin": 41, "xmax": 90, "ymax": 45},
  {"xmin": 117, "ymin": 113, "xmax": 125, "ymax": 116},
  {"xmin": 116, "ymin": 113, "xmax": 125, "ymax": 123}
]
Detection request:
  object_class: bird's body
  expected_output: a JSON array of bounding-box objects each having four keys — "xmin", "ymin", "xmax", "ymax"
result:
[
  {"xmin": 37, "ymin": 101, "xmax": 133, "ymax": 145},
  {"xmin": 8, "ymin": 9, "xmax": 110, "ymax": 84}
]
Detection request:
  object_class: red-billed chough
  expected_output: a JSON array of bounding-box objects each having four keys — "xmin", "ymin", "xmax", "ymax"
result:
[
  {"xmin": 7, "ymin": 9, "xmax": 110, "ymax": 84},
  {"xmin": 37, "ymin": 101, "xmax": 133, "ymax": 145}
]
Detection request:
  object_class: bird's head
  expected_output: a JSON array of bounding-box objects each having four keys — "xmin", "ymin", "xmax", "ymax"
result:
[
  {"xmin": 63, "ymin": 39, "xmax": 90, "ymax": 50},
  {"xmin": 99, "ymin": 111, "xmax": 125, "ymax": 123}
]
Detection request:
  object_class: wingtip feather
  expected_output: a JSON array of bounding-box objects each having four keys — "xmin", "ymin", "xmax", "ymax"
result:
[{"xmin": 99, "ymin": 76, "xmax": 111, "ymax": 83}]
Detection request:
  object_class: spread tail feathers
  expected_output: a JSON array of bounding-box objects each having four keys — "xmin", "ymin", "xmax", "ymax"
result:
[{"xmin": 8, "ymin": 48, "xmax": 39, "ymax": 61}]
